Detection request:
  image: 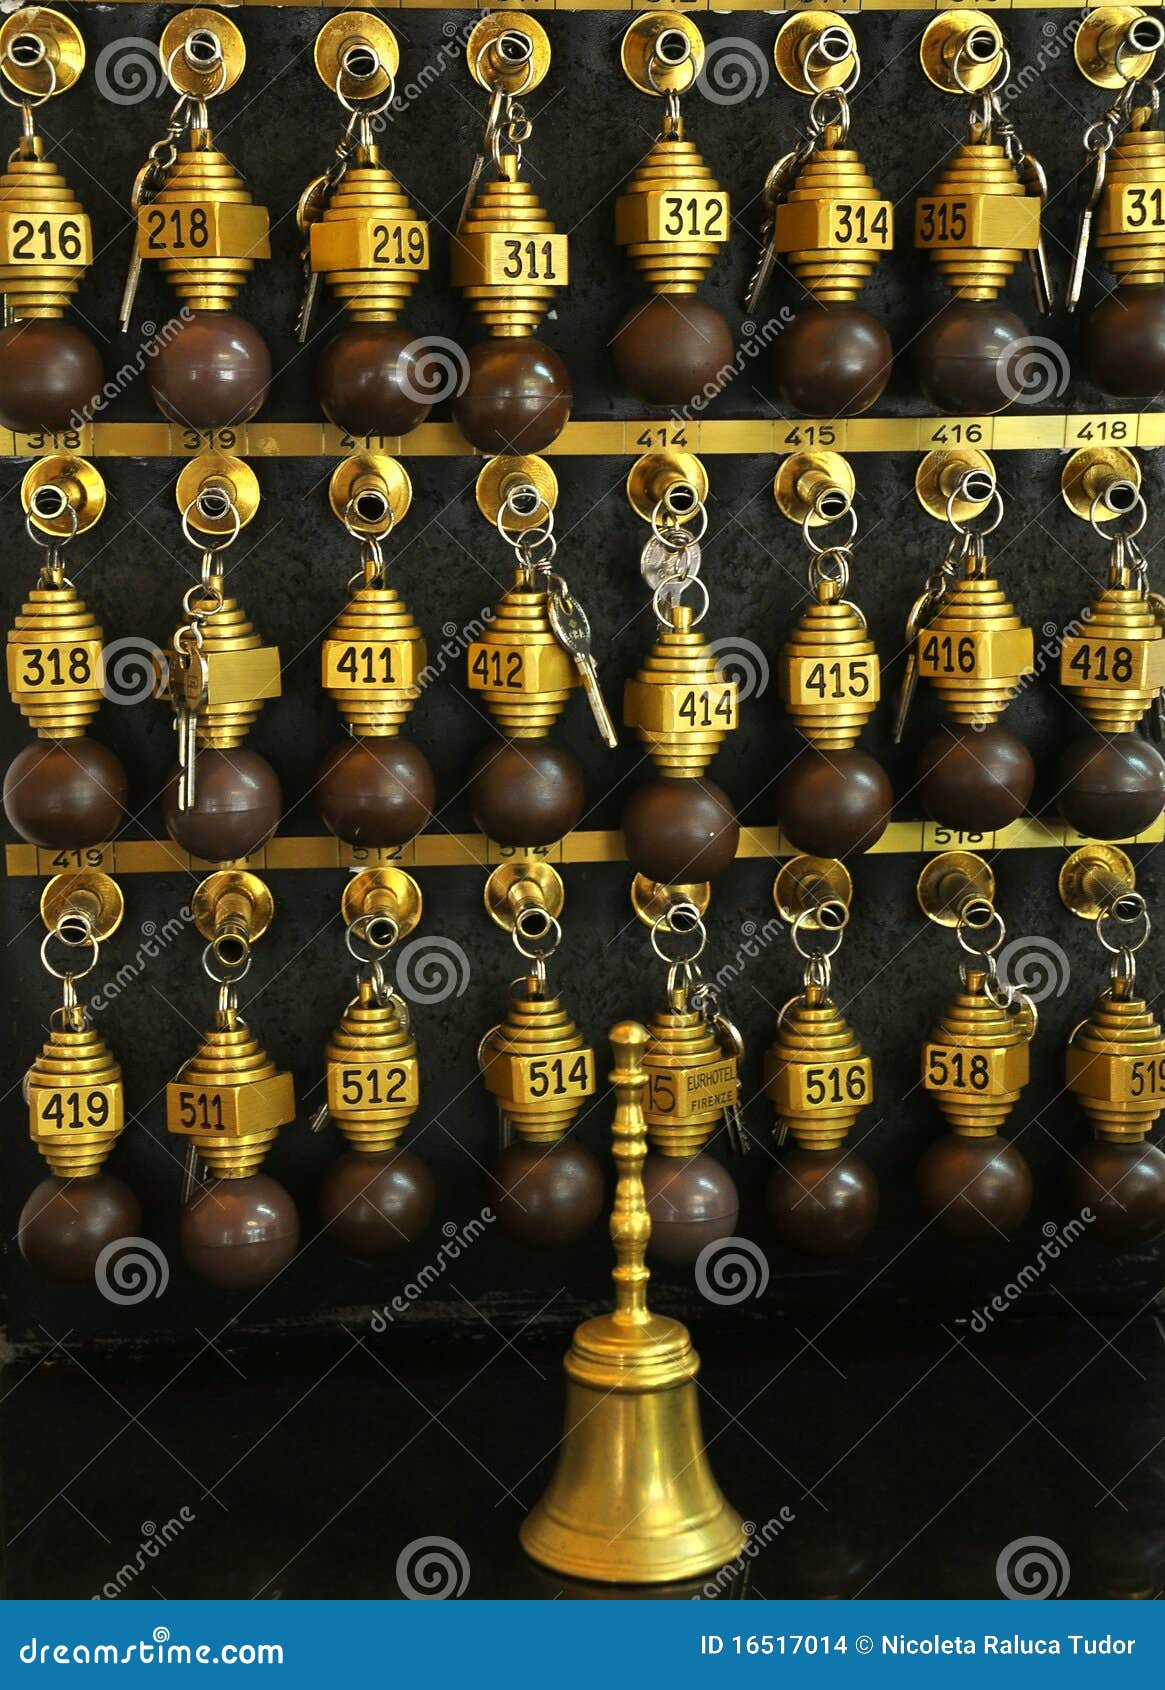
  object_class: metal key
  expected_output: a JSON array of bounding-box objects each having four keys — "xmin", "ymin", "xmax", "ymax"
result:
[
  {"xmin": 744, "ymin": 148, "xmax": 803, "ymax": 317},
  {"xmin": 1067, "ymin": 149, "xmax": 1107, "ymax": 313},
  {"xmin": 712, "ymin": 1009, "xmax": 749, "ymax": 1156},
  {"xmin": 169, "ymin": 641, "xmax": 208, "ymax": 811},
  {"xmin": 548, "ymin": 590, "xmax": 618, "ymax": 749},
  {"xmin": 640, "ymin": 532, "xmax": 701, "ymax": 597},
  {"xmin": 892, "ymin": 592, "xmax": 933, "ymax": 744},
  {"xmin": 1016, "ymin": 152, "xmax": 1054, "ymax": 316}
]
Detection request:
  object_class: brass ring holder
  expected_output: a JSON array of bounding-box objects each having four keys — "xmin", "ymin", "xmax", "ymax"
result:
[
  {"xmin": 919, "ymin": 11, "xmax": 1004, "ymax": 94},
  {"xmin": 0, "ymin": 7, "xmax": 85, "ymax": 98},
  {"xmin": 1058, "ymin": 844, "xmax": 1138, "ymax": 922},
  {"xmin": 626, "ymin": 450, "xmax": 708, "ymax": 524},
  {"xmin": 192, "ymin": 870, "xmax": 274, "ymax": 966},
  {"xmin": 917, "ymin": 851, "xmax": 996, "ymax": 927},
  {"xmin": 630, "ymin": 874, "xmax": 711, "ymax": 929},
  {"xmin": 342, "ymin": 867, "xmax": 423, "ymax": 945},
  {"xmin": 915, "ymin": 447, "xmax": 996, "ymax": 524},
  {"xmin": 773, "ymin": 855, "xmax": 852, "ymax": 929},
  {"xmin": 159, "ymin": 7, "xmax": 245, "ymax": 99},
  {"xmin": 1060, "ymin": 445, "xmax": 1142, "ymax": 523},
  {"xmin": 329, "ymin": 453, "xmax": 412, "ymax": 537},
  {"xmin": 176, "ymin": 453, "xmax": 260, "ymax": 537},
  {"xmin": 774, "ymin": 451, "xmax": 855, "ymax": 528},
  {"xmin": 475, "ymin": 454, "xmax": 558, "ymax": 529},
  {"xmin": 467, "ymin": 11, "xmax": 550, "ymax": 95},
  {"xmin": 40, "ymin": 870, "xmax": 124, "ymax": 944},
  {"xmin": 484, "ymin": 860, "xmax": 564, "ymax": 933},
  {"xmin": 21, "ymin": 455, "xmax": 106, "ymax": 538},
  {"xmin": 774, "ymin": 12, "xmax": 857, "ymax": 96},
  {"xmin": 620, "ymin": 14, "xmax": 704, "ymax": 97},
  {"xmin": 313, "ymin": 10, "xmax": 399, "ymax": 98},
  {"xmin": 1074, "ymin": 5, "xmax": 1164, "ymax": 89}
]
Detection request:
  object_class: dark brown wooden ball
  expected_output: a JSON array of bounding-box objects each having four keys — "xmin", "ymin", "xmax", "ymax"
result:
[
  {"xmin": 612, "ymin": 294, "xmax": 735, "ymax": 409},
  {"xmin": 771, "ymin": 305, "xmax": 893, "ymax": 417},
  {"xmin": 469, "ymin": 738, "xmax": 584, "ymax": 846},
  {"xmin": 319, "ymin": 1149, "xmax": 435, "ymax": 1259},
  {"xmin": 916, "ymin": 1134, "xmax": 1032, "ymax": 1242},
  {"xmin": 1055, "ymin": 733, "xmax": 1165, "ymax": 840},
  {"xmin": 1082, "ymin": 284, "xmax": 1165, "ymax": 396},
  {"xmin": 622, "ymin": 776, "xmax": 739, "ymax": 884},
  {"xmin": 914, "ymin": 300, "xmax": 1031, "ymax": 414},
  {"xmin": 0, "ymin": 319, "xmax": 103, "ymax": 432},
  {"xmin": 1067, "ymin": 1140, "xmax": 1165, "ymax": 1247},
  {"xmin": 18, "ymin": 1174, "xmax": 141, "ymax": 1283},
  {"xmin": 181, "ymin": 1174, "xmax": 300, "ymax": 1290},
  {"xmin": 765, "ymin": 1150, "xmax": 879, "ymax": 1255},
  {"xmin": 490, "ymin": 1139, "xmax": 603, "ymax": 1248},
  {"xmin": 317, "ymin": 736, "xmax": 434, "ymax": 847},
  {"xmin": 642, "ymin": 1152, "xmax": 739, "ymax": 1265},
  {"xmin": 163, "ymin": 747, "xmax": 282, "ymax": 863},
  {"xmin": 317, "ymin": 323, "xmax": 432, "ymax": 437},
  {"xmin": 452, "ymin": 338, "xmax": 571, "ymax": 453},
  {"xmin": 776, "ymin": 749, "xmax": 892, "ymax": 859},
  {"xmin": 4, "ymin": 737, "xmax": 127, "ymax": 849},
  {"xmin": 918, "ymin": 724, "xmax": 1035, "ymax": 832},
  {"xmin": 149, "ymin": 311, "xmax": 271, "ymax": 430}
]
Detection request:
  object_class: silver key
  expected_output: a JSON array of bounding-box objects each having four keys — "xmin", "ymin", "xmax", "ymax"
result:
[
  {"xmin": 1067, "ymin": 150, "xmax": 1107, "ymax": 313},
  {"xmin": 1016, "ymin": 152, "xmax": 1053, "ymax": 315},
  {"xmin": 169, "ymin": 644, "xmax": 208, "ymax": 811},
  {"xmin": 548, "ymin": 591, "xmax": 618, "ymax": 749},
  {"xmin": 640, "ymin": 533, "xmax": 701, "ymax": 599},
  {"xmin": 296, "ymin": 269, "xmax": 321, "ymax": 346}
]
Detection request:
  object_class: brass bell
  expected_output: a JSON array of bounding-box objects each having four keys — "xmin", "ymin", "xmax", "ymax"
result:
[{"xmin": 521, "ymin": 1021, "xmax": 746, "ymax": 1583}]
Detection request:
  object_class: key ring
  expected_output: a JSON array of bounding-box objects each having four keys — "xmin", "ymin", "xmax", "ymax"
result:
[
  {"xmin": 1097, "ymin": 891, "xmax": 1150, "ymax": 956},
  {"xmin": 202, "ymin": 939, "xmax": 252, "ymax": 987},
  {"xmin": 41, "ymin": 923, "xmax": 99, "ymax": 982},
  {"xmin": 650, "ymin": 901, "xmax": 707, "ymax": 967},
  {"xmin": 653, "ymin": 573, "xmax": 709, "ymax": 627},
  {"xmin": 181, "ymin": 494, "xmax": 241, "ymax": 555}
]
